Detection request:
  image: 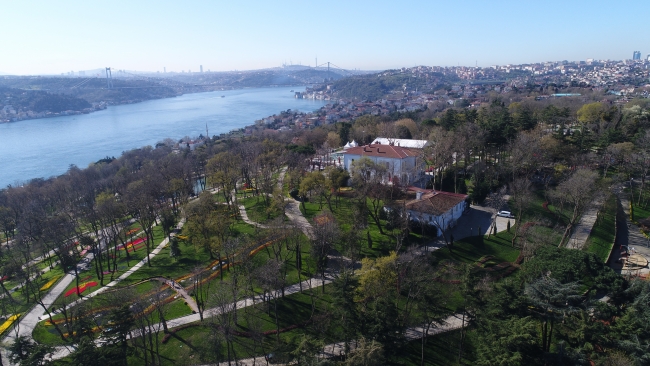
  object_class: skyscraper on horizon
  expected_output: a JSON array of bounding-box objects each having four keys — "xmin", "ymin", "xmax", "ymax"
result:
[
  {"xmin": 633, "ymin": 51, "xmax": 641, "ymax": 60},
  {"xmin": 200, "ymin": 65, "xmax": 203, "ymax": 73}
]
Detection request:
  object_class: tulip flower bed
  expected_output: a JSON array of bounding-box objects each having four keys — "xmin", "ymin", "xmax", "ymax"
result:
[
  {"xmin": 119, "ymin": 237, "xmax": 147, "ymax": 252},
  {"xmin": 39, "ymin": 276, "xmax": 60, "ymax": 291},
  {"xmin": 64, "ymin": 281, "xmax": 98, "ymax": 297},
  {"xmin": 0, "ymin": 314, "xmax": 20, "ymax": 335},
  {"xmin": 126, "ymin": 228, "xmax": 140, "ymax": 236}
]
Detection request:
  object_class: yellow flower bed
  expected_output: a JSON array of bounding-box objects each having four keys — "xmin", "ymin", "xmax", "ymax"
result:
[
  {"xmin": 0, "ymin": 314, "xmax": 20, "ymax": 335},
  {"xmin": 39, "ymin": 276, "xmax": 60, "ymax": 291}
]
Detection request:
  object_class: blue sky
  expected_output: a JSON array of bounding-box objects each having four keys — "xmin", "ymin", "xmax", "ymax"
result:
[{"xmin": 2, "ymin": 0, "xmax": 648, "ymax": 75}]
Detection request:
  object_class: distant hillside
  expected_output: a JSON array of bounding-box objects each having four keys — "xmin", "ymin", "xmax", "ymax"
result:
[
  {"xmin": 165, "ymin": 67, "xmax": 348, "ymax": 88},
  {"xmin": 0, "ymin": 86, "xmax": 91, "ymax": 113},
  {"xmin": 0, "ymin": 77, "xmax": 180, "ymax": 105},
  {"xmin": 330, "ymin": 70, "xmax": 457, "ymax": 100}
]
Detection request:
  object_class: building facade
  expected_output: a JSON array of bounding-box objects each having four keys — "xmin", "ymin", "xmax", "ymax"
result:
[
  {"xmin": 343, "ymin": 143, "xmax": 421, "ymax": 185},
  {"xmin": 405, "ymin": 190, "xmax": 468, "ymax": 236}
]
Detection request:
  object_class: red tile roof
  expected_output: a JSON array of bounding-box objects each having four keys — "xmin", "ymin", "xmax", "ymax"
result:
[
  {"xmin": 343, "ymin": 144, "xmax": 418, "ymax": 159},
  {"xmin": 405, "ymin": 191, "xmax": 468, "ymax": 216}
]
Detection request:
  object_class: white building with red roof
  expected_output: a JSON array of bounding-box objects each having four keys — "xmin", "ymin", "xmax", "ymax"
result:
[
  {"xmin": 405, "ymin": 190, "xmax": 468, "ymax": 236},
  {"xmin": 342, "ymin": 143, "xmax": 422, "ymax": 185}
]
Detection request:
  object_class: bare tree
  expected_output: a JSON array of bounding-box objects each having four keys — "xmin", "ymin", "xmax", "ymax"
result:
[
  {"xmin": 254, "ymin": 259, "xmax": 283, "ymax": 340},
  {"xmin": 311, "ymin": 212, "xmax": 340, "ymax": 293},
  {"xmin": 550, "ymin": 168, "xmax": 599, "ymax": 247},
  {"xmin": 509, "ymin": 178, "xmax": 533, "ymax": 246},
  {"xmin": 209, "ymin": 281, "xmax": 238, "ymax": 365}
]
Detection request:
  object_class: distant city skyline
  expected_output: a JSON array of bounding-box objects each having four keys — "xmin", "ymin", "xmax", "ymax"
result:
[{"xmin": 2, "ymin": 0, "xmax": 648, "ymax": 75}]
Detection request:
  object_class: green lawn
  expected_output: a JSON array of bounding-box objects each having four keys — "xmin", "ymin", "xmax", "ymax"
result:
[
  {"xmin": 432, "ymin": 231, "xmax": 520, "ymax": 264},
  {"xmin": 585, "ymin": 194, "xmax": 618, "ymax": 262},
  {"xmin": 521, "ymin": 191, "xmax": 571, "ymax": 226},
  {"xmin": 300, "ymin": 192, "xmax": 435, "ymax": 258},
  {"xmin": 237, "ymin": 196, "xmax": 285, "ymax": 224},
  {"xmin": 629, "ymin": 184, "xmax": 650, "ymax": 221}
]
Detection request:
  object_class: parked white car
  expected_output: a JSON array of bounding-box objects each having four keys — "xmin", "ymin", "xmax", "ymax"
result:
[{"xmin": 497, "ymin": 210, "xmax": 514, "ymax": 218}]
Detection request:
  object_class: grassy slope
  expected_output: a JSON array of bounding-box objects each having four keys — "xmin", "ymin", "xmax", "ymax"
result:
[{"xmin": 432, "ymin": 230, "xmax": 520, "ymax": 264}]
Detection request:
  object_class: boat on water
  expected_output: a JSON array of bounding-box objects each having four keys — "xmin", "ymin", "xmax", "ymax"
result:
[
  {"xmin": 221, "ymin": 95, "xmax": 225, "ymax": 98},
  {"xmin": 290, "ymin": 90, "xmax": 294, "ymax": 92}
]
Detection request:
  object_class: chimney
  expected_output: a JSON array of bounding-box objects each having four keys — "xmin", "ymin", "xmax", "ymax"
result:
[{"xmin": 416, "ymin": 191, "xmax": 423, "ymax": 200}]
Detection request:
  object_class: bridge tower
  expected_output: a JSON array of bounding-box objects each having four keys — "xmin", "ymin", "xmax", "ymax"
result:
[{"xmin": 105, "ymin": 67, "xmax": 113, "ymax": 89}]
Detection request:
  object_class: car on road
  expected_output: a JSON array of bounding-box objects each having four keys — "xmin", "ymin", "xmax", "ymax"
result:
[{"xmin": 497, "ymin": 210, "xmax": 514, "ymax": 218}]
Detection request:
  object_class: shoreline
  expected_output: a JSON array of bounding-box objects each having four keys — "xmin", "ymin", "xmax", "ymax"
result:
[{"xmin": 0, "ymin": 84, "xmax": 316, "ymax": 124}]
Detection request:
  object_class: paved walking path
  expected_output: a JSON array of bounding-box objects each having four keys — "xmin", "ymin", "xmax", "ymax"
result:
[
  {"xmin": 154, "ymin": 277, "xmax": 199, "ymax": 313},
  {"xmin": 237, "ymin": 205, "xmax": 272, "ymax": 229},
  {"xmin": 566, "ymin": 195, "xmax": 606, "ymax": 250},
  {"xmin": 610, "ymin": 185, "xmax": 650, "ymax": 277}
]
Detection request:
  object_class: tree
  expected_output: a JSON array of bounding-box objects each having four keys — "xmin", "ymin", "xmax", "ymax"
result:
[
  {"xmin": 356, "ymin": 252, "xmax": 405, "ymax": 355},
  {"xmin": 102, "ymin": 304, "xmax": 135, "ymax": 366},
  {"xmin": 326, "ymin": 131, "xmax": 341, "ymax": 149},
  {"xmin": 509, "ymin": 178, "xmax": 533, "ymax": 246},
  {"xmin": 350, "ymin": 157, "xmax": 389, "ymax": 235},
  {"xmin": 344, "ymin": 337, "xmax": 384, "ymax": 366},
  {"xmin": 209, "ymin": 281, "xmax": 238, "ymax": 365},
  {"xmin": 125, "ymin": 178, "xmax": 161, "ymax": 267},
  {"xmin": 254, "ymin": 259, "xmax": 284, "ymax": 340},
  {"xmin": 8, "ymin": 336, "xmax": 53, "ymax": 366},
  {"xmin": 311, "ymin": 212, "xmax": 339, "ymax": 292},
  {"xmin": 290, "ymin": 334, "xmax": 324, "ymax": 365},
  {"xmin": 184, "ymin": 192, "xmax": 233, "ymax": 265},
  {"xmin": 206, "ymin": 151, "xmax": 241, "ymax": 210},
  {"xmin": 476, "ymin": 316, "xmax": 539, "ymax": 366},
  {"xmin": 299, "ymin": 170, "xmax": 329, "ymax": 211},
  {"xmin": 169, "ymin": 237, "xmax": 181, "ymax": 260},
  {"xmin": 602, "ymin": 142, "xmax": 634, "ymax": 177},
  {"xmin": 325, "ymin": 166, "xmax": 349, "ymax": 208},
  {"xmin": 331, "ymin": 269, "xmax": 360, "ymax": 353},
  {"xmin": 0, "ymin": 205, "xmax": 16, "ymax": 245},
  {"xmin": 577, "ymin": 102, "xmax": 606, "ymax": 125},
  {"xmin": 485, "ymin": 186, "xmax": 507, "ymax": 238},
  {"xmin": 524, "ymin": 276, "xmax": 584, "ymax": 354}
]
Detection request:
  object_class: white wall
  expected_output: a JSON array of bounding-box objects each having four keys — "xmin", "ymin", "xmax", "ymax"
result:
[
  {"xmin": 344, "ymin": 154, "xmax": 418, "ymax": 185},
  {"xmin": 408, "ymin": 200, "xmax": 466, "ymax": 236}
]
